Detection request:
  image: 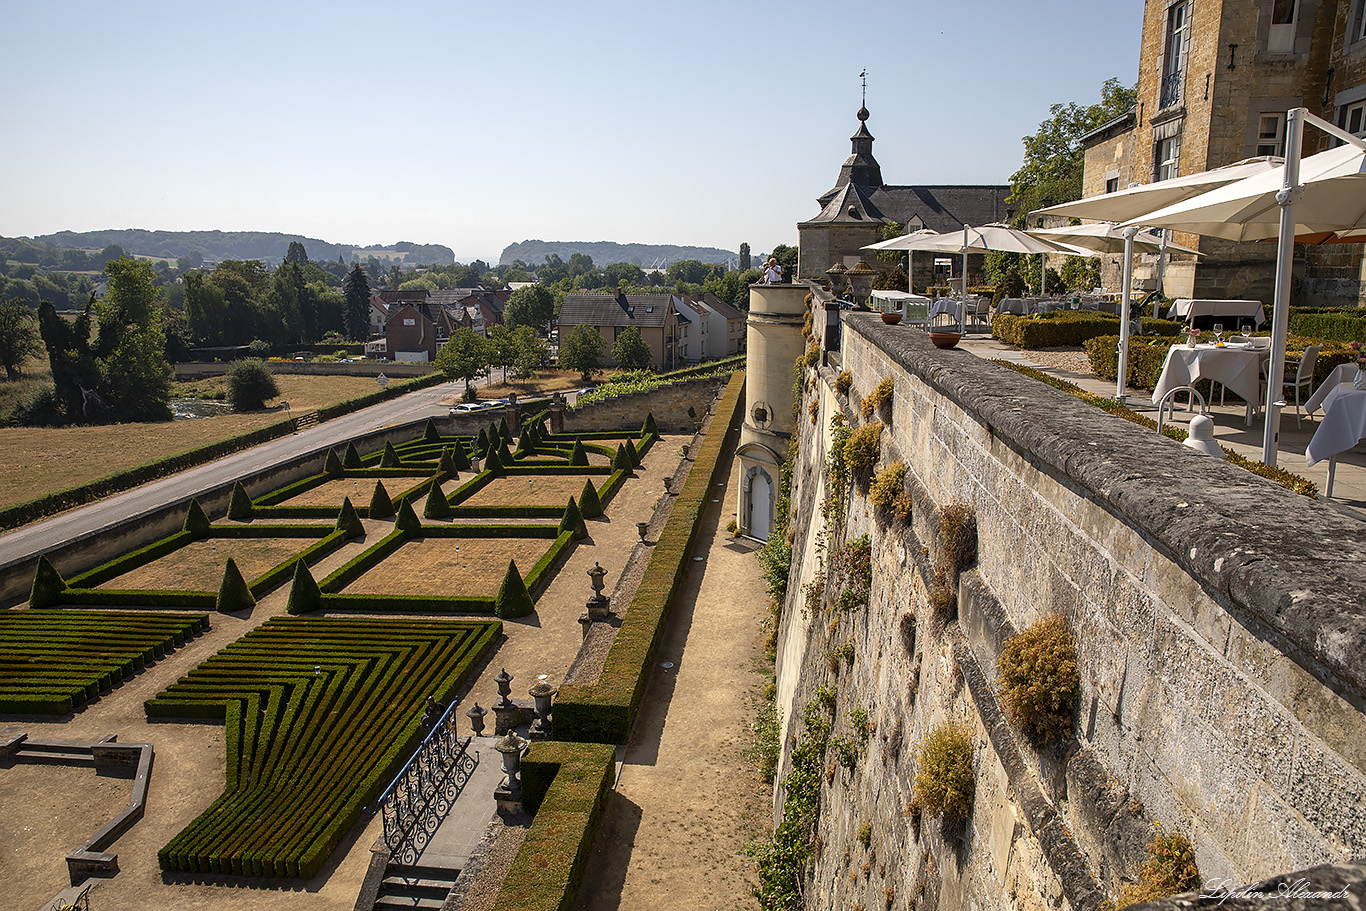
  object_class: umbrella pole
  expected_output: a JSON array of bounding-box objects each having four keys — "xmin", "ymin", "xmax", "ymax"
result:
[
  {"xmin": 1262, "ymin": 107, "xmax": 1305, "ymax": 468},
  {"xmin": 1040, "ymin": 254, "xmax": 1045, "ymax": 296},
  {"xmin": 960, "ymin": 225, "xmax": 968, "ymax": 335},
  {"xmin": 1116, "ymin": 228, "xmax": 1138, "ymax": 402}
]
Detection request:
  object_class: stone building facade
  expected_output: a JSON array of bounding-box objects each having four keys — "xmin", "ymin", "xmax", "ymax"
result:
[{"xmin": 1083, "ymin": 0, "xmax": 1366, "ymax": 305}]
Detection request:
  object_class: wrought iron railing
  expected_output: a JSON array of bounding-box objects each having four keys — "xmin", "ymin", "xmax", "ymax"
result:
[
  {"xmin": 370, "ymin": 699, "xmax": 478, "ymax": 865},
  {"xmin": 1159, "ymin": 70, "xmax": 1183, "ymax": 109}
]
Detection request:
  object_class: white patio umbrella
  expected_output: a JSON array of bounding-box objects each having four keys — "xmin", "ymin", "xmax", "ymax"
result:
[
  {"xmin": 1033, "ymin": 156, "xmax": 1283, "ymax": 223},
  {"xmin": 1119, "ymin": 109, "xmax": 1366, "ymax": 465},
  {"xmin": 1028, "ymin": 223, "xmax": 1201, "ymax": 256},
  {"xmin": 862, "ymin": 224, "xmax": 1090, "ymax": 333}
]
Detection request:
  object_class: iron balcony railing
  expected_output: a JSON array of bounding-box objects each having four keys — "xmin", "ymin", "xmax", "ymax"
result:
[{"xmin": 1160, "ymin": 70, "xmax": 1183, "ymax": 109}]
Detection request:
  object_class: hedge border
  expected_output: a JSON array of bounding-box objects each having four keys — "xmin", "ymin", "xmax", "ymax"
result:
[
  {"xmin": 489, "ymin": 741, "xmax": 617, "ymax": 911},
  {"xmin": 554, "ymin": 371, "xmax": 744, "ymax": 744},
  {"xmin": 0, "ymin": 372, "xmax": 448, "ymax": 531}
]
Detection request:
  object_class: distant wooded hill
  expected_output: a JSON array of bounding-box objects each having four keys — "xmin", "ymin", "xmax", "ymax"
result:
[
  {"xmin": 500, "ymin": 239, "xmax": 736, "ymax": 269},
  {"xmin": 29, "ymin": 229, "xmax": 455, "ymax": 266}
]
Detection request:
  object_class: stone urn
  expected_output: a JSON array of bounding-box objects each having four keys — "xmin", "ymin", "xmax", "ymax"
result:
[{"xmin": 881, "ymin": 312, "xmax": 903, "ymax": 325}]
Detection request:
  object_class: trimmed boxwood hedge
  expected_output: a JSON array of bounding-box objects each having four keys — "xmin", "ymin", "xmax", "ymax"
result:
[
  {"xmin": 555, "ymin": 370, "xmax": 745, "ymax": 744},
  {"xmin": 490, "ymin": 741, "xmax": 616, "ymax": 911},
  {"xmin": 1083, "ymin": 333, "xmax": 1360, "ymax": 391},
  {"xmin": 0, "ymin": 610, "xmax": 208, "ymax": 714},
  {"xmin": 146, "ymin": 616, "xmax": 499, "ymax": 880},
  {"xmin": 993, "ymin": 311, "xmax": 1183, "ymax": 348},
  {"xmin": 0, "ymin": 372, "xmax": 449, "ymax": 532}
]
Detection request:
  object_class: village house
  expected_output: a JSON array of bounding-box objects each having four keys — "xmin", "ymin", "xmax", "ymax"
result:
[{"xmin": 557, "ymin": 292, "xmax": 681, "ymax": 370}]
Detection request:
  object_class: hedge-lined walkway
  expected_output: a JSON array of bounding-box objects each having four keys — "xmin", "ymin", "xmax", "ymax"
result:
[{"xmin": 571, "ymin": 445, "xmax": 773, "ymax": 910}]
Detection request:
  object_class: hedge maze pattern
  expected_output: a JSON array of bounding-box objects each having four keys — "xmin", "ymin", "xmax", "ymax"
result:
[
  {"xmin": 0, "ymin": 610, "xmax": 209, "ymax": 714},
  {"xmin": 145, "ymin": 616, "xmax": 500, "ymax": 879}
]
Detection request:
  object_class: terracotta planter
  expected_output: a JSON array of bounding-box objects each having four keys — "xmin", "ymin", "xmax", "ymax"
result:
[
  {"xmin": 881, "ymin": 312, "xmax": 903, "ymax": 325},
  {"xmin": 928, "ymin": 330, "xmax": 961, "ymax": 350}
]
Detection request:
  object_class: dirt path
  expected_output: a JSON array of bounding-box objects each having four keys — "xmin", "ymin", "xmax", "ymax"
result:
[{"xmin": 572, "ymin": 445, "xmax": 773, "ymax": 911}]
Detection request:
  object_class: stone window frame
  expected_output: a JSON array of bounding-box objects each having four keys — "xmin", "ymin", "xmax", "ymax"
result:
[
  {"xmin": 1333, "ymin": 83, "xmax": 1366, "ymax": 141},
  {"xmin": 1252, "ymin": 0, "xmax": 1320, "ymax": 59},
  {"xmin": 1155, "ymin": 0, "xmax": 1192, "ymax": 111},
  {"xmin": 1242, "ymin": 97, "xmax": 1302, "ymax": 157},
  {"xmin": 1349, "ymin": 0, "xmax": 1366, "ymax": 51},
  {"xmin": 1152, "ymin": 117, "xmax": 1183, "ymax": 182}
]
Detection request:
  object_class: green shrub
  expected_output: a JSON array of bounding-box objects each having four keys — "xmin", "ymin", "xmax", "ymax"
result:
[
  {"xmin": 423, "ymin": 480, "xmax": 452, "ymax": 519},
  {"xmin": 322, "ymin": 448, "xmax": 344, "ymax": 477},
  {"xmin": 861, "ymin": 376, "xmax": 894, "ymax": 419},
  {"xmin": 835, "ymin": 369, "xmax": 853, "ymax": 396},
  {"xmin": 1288, "ymin": 307, "xmax": 1366, "ymax": 343},
  {"xmin": 285, "ymin": 561, "xmax": 321, "ymax": 615},
  {"xmin": 381, "ymin": 441, "xmax": 401, "ymax": 468},
  {"xmin": 912, "ymin": 722, "xmax": 974, "ymax": 820},
  {"xmin": 369, "ymin": 481, "xmax": 394, "ymax": 519},
  {"xmin": 569, "ymin": 438, "xmax": 588, "ymax": 466},
  {"xmin": 343, "ymin": 442, "xmax": 363, "ymax": 468},
  {"xmin": 1115, "ymin": 827, "xmax": 1201, "ymax": 908},
  {"xmin": 182, "ymin": 498, "xmax": 212, "ymax": 537},
  {"xmin": 226, "ymin": 359, "xmax": 279, "ymax": 412},
  {"xmin": 215, "ymin": 558, "xmax": 256, "ymax": 613},
  {"xmin": 336, "ymin": 497, "xmax": 364, "ymax": 538},
  {"xmin": 559, "ymin": 497, "xmax": 588, "ymax": 539},
  {"xmin": 869, "ymin": 461, "xmax": 906, "ymax": 510},
  {"xmin": 394, "ymin": 499, "xmax": 422, "ymax": 534},
  {"xmin": 578, "ymin": 477, "xmax": 603, "ymax": 519},
  {"xmin": 937, "ymin": 503, "xmax": 977, "ymax": 574},
  {"xmin": 998, "ymin": 616, "xmax": 1080, "ymax": 744},
  {"xmin": 994, "ymin": 311, "xmax": 1182, "ymax": 348},
  {"xmin": 29, "ymin": 555, "xmax": 68, "ymax": 608},
  {"xmin": 843, "ymin": 423, "xmax": 883, "ymax": 477},
  {"xmin": 494, "ymin": 559, "xmax": 535, "ymax": 618},
  {"xmin": 228, "ymin": 480, "xmax": 253, "ymax": 520}
]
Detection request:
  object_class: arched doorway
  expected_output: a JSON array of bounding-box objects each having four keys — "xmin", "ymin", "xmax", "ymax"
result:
[{"xmin": 747, "ymin": 469, "xmax": 774, "ymax": 541}]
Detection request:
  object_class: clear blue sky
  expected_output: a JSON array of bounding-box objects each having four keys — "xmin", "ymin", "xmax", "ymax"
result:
[{"xmin": 0, "ymin": 1, "xmax": 1142, "ymax": 264}]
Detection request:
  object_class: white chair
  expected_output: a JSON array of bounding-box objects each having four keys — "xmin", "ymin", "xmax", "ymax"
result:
[{"xmin": 1283, "ymin": 345, "xmax": 1321, "ymax": 427}]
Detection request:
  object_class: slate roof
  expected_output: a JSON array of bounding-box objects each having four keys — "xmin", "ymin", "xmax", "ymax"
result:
[
  {"xmin": 697, "ymin": 293, "xmax": 744, "ymax": 321},
  {"xmin": 560, "ymin": 293, "xmax": 674, "ymax": 328}
]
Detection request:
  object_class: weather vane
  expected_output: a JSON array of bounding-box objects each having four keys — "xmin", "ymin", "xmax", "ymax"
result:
[{"xmin": 859, "ymin": 69, "xmax": 867, "ymax": 106}]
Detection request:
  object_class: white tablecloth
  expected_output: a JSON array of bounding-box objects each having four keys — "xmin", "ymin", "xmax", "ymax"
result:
[
  {"xmin": 1306, "ymin": 386, "xmax": 1366, "ymax": 467},
  {"xmin": 1304, "ymin": 364, "xmax": 1363, "ymax": 414},
  {"xmin": 996, "ymin": 298, "xmax": 1028, "ymax": 315},
  {"xmin": 1152, "ymin": 343, "xmax": 1269, "ymax": 422},
  {"xmin": 930, "ymin": 299, "xmax": 962, "ymax": 321},
  {"xmin": 1166, "ymin": 299, "xmax": 1266, "ymax": 327}
]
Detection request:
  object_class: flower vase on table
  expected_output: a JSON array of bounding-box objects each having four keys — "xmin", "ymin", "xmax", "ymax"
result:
[
  {"xmin": 1187, "ymin": 331, "xmax": 1201, "ymax": 348},
  {"xmin": 1356, "ymin": 367, "xmax": 1365, "ymax": 391}
]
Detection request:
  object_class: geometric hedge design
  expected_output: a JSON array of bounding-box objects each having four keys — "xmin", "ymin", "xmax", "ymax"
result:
[
  {"xmin": 144, "ymin": 616, "xmax": 500, "ymax": 879},
  {"xmin": 0, "ymin": 609, "xmax": 210, "ymax": 714}
]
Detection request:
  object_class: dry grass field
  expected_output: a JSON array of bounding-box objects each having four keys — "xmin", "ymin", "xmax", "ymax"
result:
[
  {"xmin": 279, "ymin": 475, "xmax": 432, "ymax": 508},
  {"xmin": 341, "ymin": 536, "xmax": 551, "ymax": 597},
  {"xmin": 0, "ymin": 374, "xmax": 385, "ymax": 511},
  {"xmin": 95, "ymin": 537, "xmax": 315, "ymax": 591},
  {"xmin": 460, "ymin": 475, "xmax": 603, "ymax": 509}
]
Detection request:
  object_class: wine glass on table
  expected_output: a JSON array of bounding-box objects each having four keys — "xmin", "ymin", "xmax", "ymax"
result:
[
  {"xmin": 1240, "ymin": 323, "xmax": 1253, "ymax": 341},
  {"xmin": 1212, "ymin": 323, "xmax": 1224, "ymax": 346}
]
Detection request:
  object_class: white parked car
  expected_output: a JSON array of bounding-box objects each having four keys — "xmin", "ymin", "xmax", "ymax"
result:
[{"xmin": 449, "ymin": 403, "xmax": 484, "ymax": 414}]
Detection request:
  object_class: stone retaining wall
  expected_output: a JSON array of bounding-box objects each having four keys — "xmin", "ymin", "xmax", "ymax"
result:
[
  {"xmin": 772, "ymin": 312, "xmax": 1366, "ymax": 910},
  {"xmin": 564, "ymin": 376, "xmax": 727, "ymax": 433}
]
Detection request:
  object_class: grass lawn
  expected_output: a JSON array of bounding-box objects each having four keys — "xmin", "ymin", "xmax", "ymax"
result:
[
  {"xmin": 0, "ymin": 372, "xmax": 387, "ymax": 511},
  {"xmin": 342, "ymin": 536, "xmax": 551, "ymax": 598},
  {"xmin": 461, "ymin": 475, "xmax": 605, "ymax": 509}
]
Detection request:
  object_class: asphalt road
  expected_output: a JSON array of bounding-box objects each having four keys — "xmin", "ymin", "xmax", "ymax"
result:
[{"xmin": 0, "ymin": 379, "xmax": 462, "ymax": 571}]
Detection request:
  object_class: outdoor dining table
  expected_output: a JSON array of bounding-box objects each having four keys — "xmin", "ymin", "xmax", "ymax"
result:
[
  {"xmin": 1151, "ymin": 342, "xmax": 1271, "ymax": 425},
  {"xmin": 929, "ymin": 299, "xmax": 962, "ymax": 322},
  {"xmin": 1165, "ymin": 299, "xmax": 1266, "ymax": 327},
  {"xmin": 1305, "ymin": 385, "xmax": 1366, "ymax": 497},
  {"xmin": 1304, "ymin": 363, "xmax": 1363, "ymax": 416},
  {"xmin": 996, "ymin": 298, "xmax": 1028, "ymax": 315}
]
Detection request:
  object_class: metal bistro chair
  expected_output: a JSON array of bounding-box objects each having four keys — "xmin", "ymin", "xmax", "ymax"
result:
[{"xmin": 1282, "ymin": 344, "xmax": 1321, "ymax": 427}]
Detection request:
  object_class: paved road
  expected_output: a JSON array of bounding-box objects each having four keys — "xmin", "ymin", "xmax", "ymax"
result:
[{"xmin": 0, "ymin": 379, "xmax": 462, "ymax": 572}]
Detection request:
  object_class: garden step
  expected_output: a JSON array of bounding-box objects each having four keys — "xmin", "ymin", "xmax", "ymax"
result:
[
  {"xmin": 15, "ymin": 747, "xmax": 94, "ymax": 765},
  {"xmin": 379, "ymin": 875, "xmax": 454, "ymax": 897},
  {"xmin": 373, "ymin": 896, "xmax": 447, "ymax": 911}
]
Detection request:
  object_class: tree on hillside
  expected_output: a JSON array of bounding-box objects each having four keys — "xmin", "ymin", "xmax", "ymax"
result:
[
  {"xmin": 343, "ymin": 264, "xmax": 371, "ymax": 341},
  {"xmin": 435, "ymin": 328, "xmax": 489, "ymax": 395},
  {"xmin": 558, "ymin": 324, "xmax": 605, "ymax": 383},
  {"xmin": 611, "ymin": 326, "xmax": 652, "ymax": 370},
  {"xmin": 1006, "ymin": 77, "xmax": 1137, "ymax": 225},
  {"xmin": 285, "ymin": 241, "xmax": 309, "ymax": 265},
  {"xmin": 0, "ymin": 299, "xmax": 43, "ymax": 381},
  {"xmin": 739, "ymin": 243, "xmax": 751, "ymax": 271},
  {"xmin": 93, "ymin": 258, "xmax": 173, "ymax": 422},
  {"xmin": 504, "ymin": 285, "xmax": 555, "ymax": 332}
]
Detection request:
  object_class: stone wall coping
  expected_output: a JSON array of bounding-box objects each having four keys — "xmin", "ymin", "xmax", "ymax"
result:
[{"xmin": 846, "ymin": 312, "xmax": 1366, "ymax": 705}]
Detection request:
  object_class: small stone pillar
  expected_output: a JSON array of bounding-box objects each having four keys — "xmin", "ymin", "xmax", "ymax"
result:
[
  {"xmin": 493, "ymin": 732, "xmax": 526, "ymax": 816},
  {"xmin": 549, "ymin": 392, "xmax": 565, "ymax": 435},
  {"xmin": 466, "ymin": 702, "xmax": 487, "ymax": 736},
  {"xmin": 580, "ymin": 562, "xmax": 613, "ymax": 639},
  {"xmin": 505, "ymin": 392, "xmax": 520, "ymax": 437},
  {"xmin": 492, "ymin": 668, "xmax": 519, "ymax": 735},
  {"xmin": 529, "ymin": 678, "xmax": 556, "ymax": 738}
]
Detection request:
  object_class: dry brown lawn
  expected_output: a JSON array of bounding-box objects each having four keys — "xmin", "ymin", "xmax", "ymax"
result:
[
  {"xmin": 461, "ymin": 474, "xmax": 602, "ymax": 509},
  {"xmin": 341, "ymin": 536, "xmax": 551, "ymax": 597},
  {"xmin": 0, "ymin": 374, "xmax": 384, "ymax": 511},
  {"xmin": 95, "ymin": 537, "xmax": 314, "ymax": 591},
  {"xmin": 280, "ymin": 475, "xmax": 431, "ymax": 508}
]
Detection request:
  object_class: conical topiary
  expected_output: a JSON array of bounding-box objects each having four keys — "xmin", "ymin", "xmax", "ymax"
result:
[
  {"xmin": 216, "ymin": 558, "xmax": 256, "ymax": 613},
  {"xmin": 496, "ymin": 438, "xmax": 514, "ymax": 465},
  {"xmin": 369, "ymin": 481, "xmax": 394, "ymax": 519},
  {"xmin": 569, "ymin": 438, "xmax": 588, "ymax": 466},
  {"xmin": 476, "ymin": 427, "xmax": 490, "ymax": 455},
  {"xmin": 381, "ymin": 441, "xmax": 401, "ymax": 468},
  {"xmin": 498, "ymin": 415, "xmax": 511, "ymax": 441},
  {"xmin": 438, "ymin": 448, "xmax": 456, "ymax": 477},
  {"xmin": 643, "ymin": 412, "xmax": 658, "ymax": 436},
  {"xmin": 183, "ymin": 498, "xmax": 212, "ymax": 538},
  {"xmin": 228, "ymin": 480, "xmax": 253, "ymax": 520},
  {"xmin": 395, "ymin": 499, "xmax": 422, "ymax": 535},
  {"xmin": 627, "ymin": 438, "xmax": 642, "ymax": 467},
  {"xmin": 336, "ymin": 497, "xmax": 364, "ymax": 538},
  {"xmin": 514, "ymin": 434, "xmax": 534, "ymax": 458},
  {"xmin": 522, "ymin": 421, "xmax": 539, "ymax": 447},
  {"xmin": 323, "ymin": 447, "xmax": 344, "ymax": 477},
  {"xmin": 578, "ymin": 477, "xmax": 603, "ymax": 518},
  {"xmin": 423, "ymin": 418, "xmax": 441, "ymax": 442},
  {"xmin": 343, "ymin": 442, "xmax": 363, "ymax": 469},
  {"xmin": 559, "ymin": 496, "xmax": 588, "ymax": 539},
  {"xmin": 483, "ymin": 445, "xmax": 502, "ymax": 475},
  {"xmin": 494, "ymin": 559, "xmax": 534, "ymax": 619},
  {"xmin": 423, "ymin": 480, "xmax": 452, "ymax": 519},
  {"xmin": 613, "ymin": 442, "xmax": 633, "ymax": 471},
  {"xmin": 452, "ymin": 444, "xmax": 472, "ymax": 471},
  {"xmin": 29, "ymin": 555, "xmax": 67, "ymax": 609},
  {"xmin": 285, "ymin": 560, "xmax": 321, "ymax": 615}
]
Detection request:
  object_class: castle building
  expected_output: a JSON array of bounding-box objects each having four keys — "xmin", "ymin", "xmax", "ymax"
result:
[
  {"xmin": 797, "ymin": 105, "xmax": 1012, "ymax": 290},
  {"xmin": 1082, "ymin": 0, "xmax": 1366, "ymax": 306}
]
